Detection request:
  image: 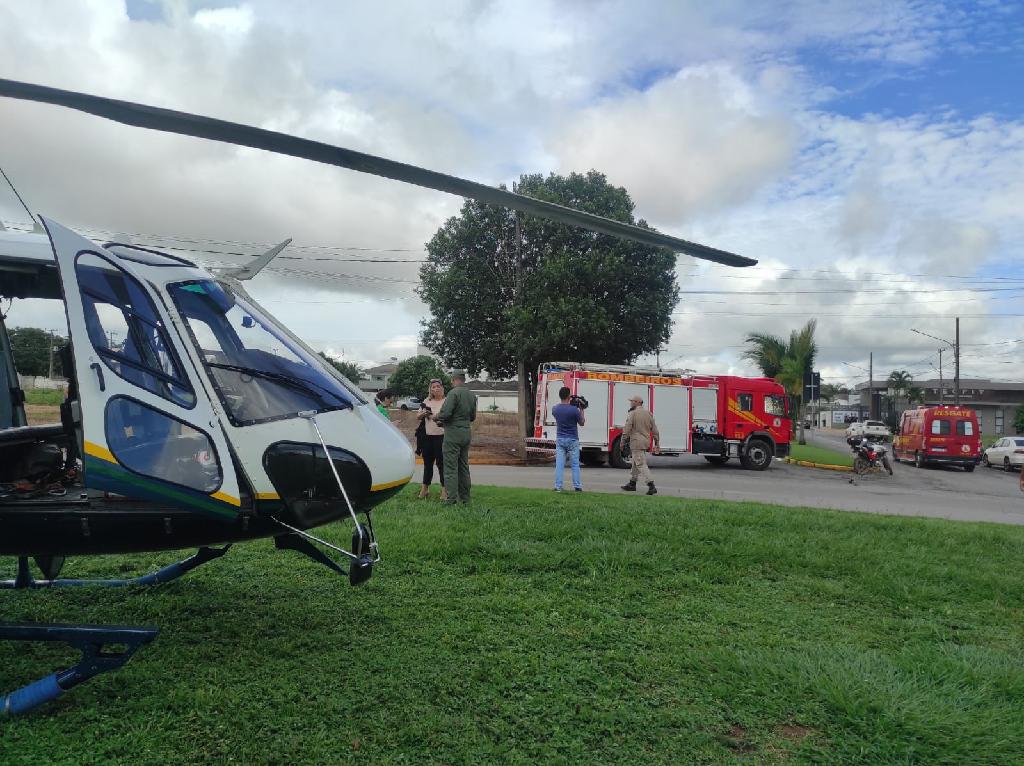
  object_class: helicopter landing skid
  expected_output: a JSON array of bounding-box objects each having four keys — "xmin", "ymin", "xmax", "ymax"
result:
[
  {"xmin": 1, "ymin": 623, "xmax": 158, "ymax": 716},
  {"xmin": 1, "ymin": 545, "xmax": 231, "ymax": 589}
]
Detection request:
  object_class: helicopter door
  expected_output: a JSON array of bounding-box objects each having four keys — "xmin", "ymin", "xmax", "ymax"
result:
[{"xmin": 42, "ymin": 218, "xmax": 243, "ymax": 517}]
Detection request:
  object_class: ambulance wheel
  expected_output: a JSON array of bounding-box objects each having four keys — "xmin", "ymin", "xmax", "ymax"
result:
[
  {"xmin": 609, "ymin": 436, "xmax": 630, "ymax": 469},
  {"xmin": 740, "ymin": 439, "xmax": 772, "ymax": 471},
  {"xmin": 704, "ymin": 456, "xmax": 729, "ymax": 465}
]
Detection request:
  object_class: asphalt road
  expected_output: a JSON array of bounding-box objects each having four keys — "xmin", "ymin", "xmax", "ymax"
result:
[{"xmin": 468, "ymin": 437, "xmax": 1024, "ymax": 526}]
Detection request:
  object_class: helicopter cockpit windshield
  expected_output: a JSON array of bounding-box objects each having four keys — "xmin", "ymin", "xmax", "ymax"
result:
[{"xmin": 169, "ymin": 280, "xmax": 360, "ymax": 426}]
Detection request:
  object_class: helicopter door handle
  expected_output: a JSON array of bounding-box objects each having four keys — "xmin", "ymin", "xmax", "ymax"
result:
[{"xmin": 90, "ymin": 362, "xmax": 105, "ymax": 392}]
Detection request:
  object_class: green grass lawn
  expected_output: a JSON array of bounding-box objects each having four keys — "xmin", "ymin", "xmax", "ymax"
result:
[
  {"xmin": 3, "ymin": 487, "xmax": 1024, "ymax": 764},
  {"xmin": 788, "ymin": 442, "xmax": 854, "ymax": 467}
]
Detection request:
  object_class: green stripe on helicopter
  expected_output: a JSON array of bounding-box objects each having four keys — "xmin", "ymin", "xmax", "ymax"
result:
[{"xmin": 84, "ymin": 454, "xmax": 238, "ymax": 519}]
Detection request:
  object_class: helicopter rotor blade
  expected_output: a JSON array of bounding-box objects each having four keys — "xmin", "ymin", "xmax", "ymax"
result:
[{"xmin": 0, "ymin": 78, "xmax": 756, "ymax": 267}]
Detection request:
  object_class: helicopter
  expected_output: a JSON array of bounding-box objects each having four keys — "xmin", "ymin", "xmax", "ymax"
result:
[{"xmin": 0, "ymin": 78, "xmax": 756, "ymax": 715}]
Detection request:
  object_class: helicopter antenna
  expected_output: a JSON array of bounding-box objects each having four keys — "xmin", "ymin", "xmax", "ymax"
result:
[
  {"xmin": 0, "ymin": 79, "xmax": 756, "ymax": 268},
  {"xmin": 0, "ymin": 164, "xmax": 41, "ymax": 232},
  {"xmin": 217, "ymin": 238, "xmax": 292, "ymax": 281}
]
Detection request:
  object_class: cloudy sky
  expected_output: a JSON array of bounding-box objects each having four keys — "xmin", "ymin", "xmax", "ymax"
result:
[{"xmin": 1, "ymin": 0, "xmax": 1022, "ymax": 389}]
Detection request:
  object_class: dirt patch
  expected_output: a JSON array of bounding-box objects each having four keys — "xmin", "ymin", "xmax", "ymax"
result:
[
  {"xmin": 718, "ymin": 723, "xmax": 755, "ymax": 754},
  {"xmin": 25, "ymin": 404, "xmax": 60, "ymax": 426},
  {"xmin": 390, "ymin": 409, "xmax": 528, "ymax": 465},
  {"xmin": 779, "ymin": 723, "xmax": 814, "ymax": 742}
]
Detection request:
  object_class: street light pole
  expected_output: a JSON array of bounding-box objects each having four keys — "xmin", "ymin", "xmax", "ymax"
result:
[
  {"xmin": 955, "ymin": 317, "xmax": 960, "ymax": 406},
  {"xmin": 910, "ymin": 324, "xmax": 961, "ymax": 407}
]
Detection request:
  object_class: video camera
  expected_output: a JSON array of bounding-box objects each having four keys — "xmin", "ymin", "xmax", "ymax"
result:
[{"xmin": 568, "ymin": 394, "xmax": 589, "ymax": 410}]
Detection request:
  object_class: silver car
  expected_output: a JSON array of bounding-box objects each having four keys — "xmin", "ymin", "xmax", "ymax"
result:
[{"xmin": 983, "ymin": 437, "xmax": 1024, "ymax": 471}]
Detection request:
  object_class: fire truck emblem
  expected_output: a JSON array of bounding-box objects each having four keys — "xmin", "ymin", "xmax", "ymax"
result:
[{"xmin": 773, "ymin": 418, "xmax": 782, "ymax": 428}]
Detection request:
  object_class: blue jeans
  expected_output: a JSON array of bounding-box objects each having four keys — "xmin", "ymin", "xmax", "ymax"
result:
[{"xmin": 555, "ymin": 437, "xmax": 582, "ymax": 490}]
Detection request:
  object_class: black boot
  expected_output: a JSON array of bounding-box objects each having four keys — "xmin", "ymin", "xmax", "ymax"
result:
[
  {"xmin": 621, "ymin": 480, "xmax": 637, "ymax": 491},
  {"xmin": 646, "ymin": 482, "xmax": 657, "ymax": 495}
]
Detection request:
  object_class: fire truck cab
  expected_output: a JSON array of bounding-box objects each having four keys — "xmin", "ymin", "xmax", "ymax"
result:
[{"xmin": 527, "ymin": 362, "xmax": 791, "ymax": 471}]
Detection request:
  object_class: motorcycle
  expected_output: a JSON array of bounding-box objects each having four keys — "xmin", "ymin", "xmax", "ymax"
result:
[{"xmin": 849, "ymin": 436, "xmax": 893, "ymax": 477}]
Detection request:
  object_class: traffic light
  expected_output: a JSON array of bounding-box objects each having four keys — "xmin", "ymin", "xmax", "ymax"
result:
[{"xmin": 803, "ymin": 370, "xmax": 820, "ymax": 402}]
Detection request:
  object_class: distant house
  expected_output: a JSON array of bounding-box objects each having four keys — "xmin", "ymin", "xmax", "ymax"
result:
[
  {"xmin": 359, "ymin": 363, "xmax": 398, "ymax": 393},
  {"xmin": 468, "ymin": 378, "xmax": 519, "ymax": 413}
]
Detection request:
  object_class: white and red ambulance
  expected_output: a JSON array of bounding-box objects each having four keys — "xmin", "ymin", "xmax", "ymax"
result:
[{"xmin": 526, "ymin": 361, "xmax": 792, "ymax": 471}]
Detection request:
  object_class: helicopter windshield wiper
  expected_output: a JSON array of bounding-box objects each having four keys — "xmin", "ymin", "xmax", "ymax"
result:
[{"xmin": 206, "ymin": 363, "xmax": 351, "ymax": 409}]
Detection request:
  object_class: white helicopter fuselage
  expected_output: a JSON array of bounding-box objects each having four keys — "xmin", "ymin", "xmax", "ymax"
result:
[{"xmin": 0, "ymin": 220, "xmax": 413, "ymax": 554}]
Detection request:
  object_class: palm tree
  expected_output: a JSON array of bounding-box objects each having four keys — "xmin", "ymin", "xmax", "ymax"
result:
[
  {"xmin": 887, "ymin": 370, "xmax": 913, "ymax": 400},
  {"xmin": 743, "ymin": 320, "xmax": 818, "ymax": 445},
  {"xmin": 742, "ymin": 332, "xmax": 788, "ymax": 379},
  {"xmin": 887, "ymin": 370, "xmax": 914, "ymax": 418}
]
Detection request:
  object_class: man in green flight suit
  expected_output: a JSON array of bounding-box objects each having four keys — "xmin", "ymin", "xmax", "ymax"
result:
[{"xmin": 434, "ymin": 370, "xmax": 477, "ymax": 505}]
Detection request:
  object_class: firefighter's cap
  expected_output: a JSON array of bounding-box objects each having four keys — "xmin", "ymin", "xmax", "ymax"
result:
[{"xmin": 628, "ymin": 395, "xmax": 643, "ymax": 404}]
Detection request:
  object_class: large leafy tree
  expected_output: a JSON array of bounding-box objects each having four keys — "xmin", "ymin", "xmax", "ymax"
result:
[
  {"xmin": 388, "ymin": 355, "xmax": 451, "ymax": 398},
  {"xmin": 419, "ymin": 171, "xmax": 679, "ymax": 436},
  {"xmin": 743, "ymin": 320, "xmax": 817, "ymax": 444},
  {"xmin": 10, "ymin": 327, "xmax": 66, "ymax": 378}
]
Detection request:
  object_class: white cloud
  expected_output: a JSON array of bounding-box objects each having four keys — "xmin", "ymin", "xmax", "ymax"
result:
[
  {"xmin": 1, "ymin": 0, "xmax": 1021, "ymax": 378},
  {"xmin": 549, "ymin": 65, "xmax": 797, "ymax": 222}
]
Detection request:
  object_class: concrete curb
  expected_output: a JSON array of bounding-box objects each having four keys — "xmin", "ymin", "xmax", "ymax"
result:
[{"xmin": 783, "ymin": 456, "xmax": 852, "ymax": 473}]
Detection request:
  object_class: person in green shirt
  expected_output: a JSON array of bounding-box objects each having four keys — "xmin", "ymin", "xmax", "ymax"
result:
[
  {"xmin": 434, "ymin": 370, "xmax": 477, "ymax": 505},
  {"xmin": 374, "ymin": 389, "xmax": 395, "ymax": 420}
]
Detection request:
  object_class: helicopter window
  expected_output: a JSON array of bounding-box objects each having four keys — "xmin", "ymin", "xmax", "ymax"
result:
[
  {"xmin": 75, "ymin": 252, "xmax": 195, "ymax": 409},
  {"xmin": 168, "ymin": 280, "xmax": 360, "ymax": 426},
  {"xmin": 105, "ymin": 396, "xmax": 222, "ymax": 493}
]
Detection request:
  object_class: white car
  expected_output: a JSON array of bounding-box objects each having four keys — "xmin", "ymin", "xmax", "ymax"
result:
[
  {"xmin": 983, "ymin": 437, "xmax": 1024, "ymax": 472},
  {"xmin": 396, "ymin": 396, "xmax": 423, "ymax": 411},
  {"xmin": 845, "ymin": 420, "xmax": 889, "ymax": 441}
]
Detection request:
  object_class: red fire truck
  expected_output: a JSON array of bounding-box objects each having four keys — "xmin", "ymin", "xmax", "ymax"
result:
[{"xmin": 526, "ymin": 361, "xmax": 792, "ymax": 471}]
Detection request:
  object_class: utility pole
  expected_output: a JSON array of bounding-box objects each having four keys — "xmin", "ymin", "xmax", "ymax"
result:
[
  {"xmin": 47, "ymin": 331, "xmax": 55, "ymax": 380},
  {"xmin": 513, "ymin": 181, "xmax": 529, "ymax": 440},
  {"xmin": 954, "ymin": 316, "xmax": 960, "ymax": 406},
  {"xmin": 937, "ymin": 348, "xmax": 944, "ymax": 404},
  {"xmin": 869, "ymin": 352, "xmax": 874, "ymax": 420}
]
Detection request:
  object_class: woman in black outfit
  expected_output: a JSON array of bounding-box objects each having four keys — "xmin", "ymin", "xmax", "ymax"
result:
[{"xmin": 417, "ymin": 379, "xmax": 447, "ymax": 500}]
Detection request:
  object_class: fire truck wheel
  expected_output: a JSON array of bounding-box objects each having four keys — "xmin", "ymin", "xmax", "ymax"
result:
[
  {"xmin": 740, "ymin": 439, "xmax": 772, "ymax": 471},
  {"xmin": 609, "ymin": 436, "xmax": 630, "ymax": 469},
  {"xmin": 704, "ymin": 456, "xmax": 729, "ymax": 465},
  {"xmin": 581, "ymin": 450, "xmax": 605, "ymax": 467}
]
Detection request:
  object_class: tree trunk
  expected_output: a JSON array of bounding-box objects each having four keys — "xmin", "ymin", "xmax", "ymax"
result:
[{"xmin": 517, "ymin": 358, "xmax": 531, "ymax": 440}]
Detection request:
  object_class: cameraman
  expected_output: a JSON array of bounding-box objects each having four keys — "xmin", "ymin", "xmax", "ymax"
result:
[{"xmin": 552, "ymin": 386, "xmax": 586, "ymax": 492}]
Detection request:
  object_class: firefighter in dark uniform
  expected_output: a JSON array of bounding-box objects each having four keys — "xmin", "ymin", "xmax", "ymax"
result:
[{"xmin": 435, "ymin": 370, "xmax": 477, "ymax": 505}]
